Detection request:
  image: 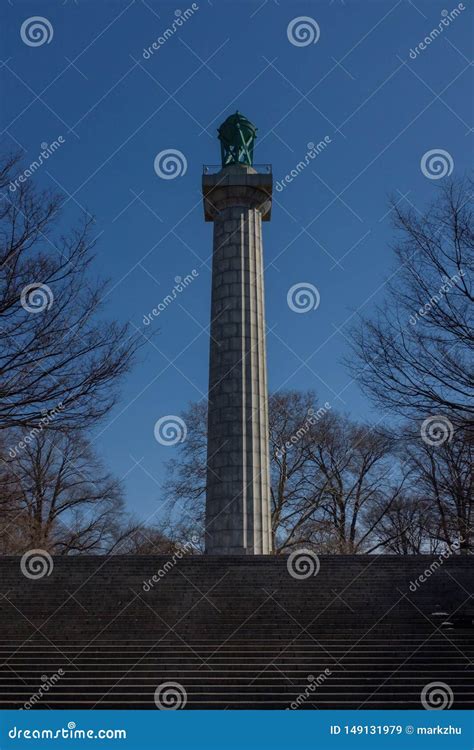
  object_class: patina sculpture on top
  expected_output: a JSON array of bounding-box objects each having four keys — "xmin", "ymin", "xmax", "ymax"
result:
[{"xmin": 217, "ymin": 111, "xmax": 257, "ymax": 167}]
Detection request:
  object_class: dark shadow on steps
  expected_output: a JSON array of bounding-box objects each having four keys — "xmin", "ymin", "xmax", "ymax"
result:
[{"xmin": 0, "ymin": 555, "xmax": 472, "ymax": 709}]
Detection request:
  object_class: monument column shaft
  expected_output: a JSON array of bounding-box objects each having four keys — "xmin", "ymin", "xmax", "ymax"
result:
[{"xmin": 204, "ymin": 171, "xmax": 272, "ymax": 555}]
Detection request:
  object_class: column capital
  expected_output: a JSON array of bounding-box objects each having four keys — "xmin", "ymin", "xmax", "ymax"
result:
[{"xmin": 202, "ymin": 164, "xmax": 272, "ymax": 222}]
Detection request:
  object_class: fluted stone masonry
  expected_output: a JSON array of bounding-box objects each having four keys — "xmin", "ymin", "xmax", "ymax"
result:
[{"xmin": 203, "ymin": 165, "xmax": 272, "ymax": 554}]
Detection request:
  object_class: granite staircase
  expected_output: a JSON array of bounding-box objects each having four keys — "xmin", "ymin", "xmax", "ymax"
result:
[{"xmin": 0, "ymin": 554, "xmax": 472, "ymax": 709}]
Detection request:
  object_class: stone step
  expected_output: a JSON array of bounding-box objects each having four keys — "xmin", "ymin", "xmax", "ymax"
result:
[{"xmin": 0, "ymin": 554, "xmax": 471, "ymax": 709}]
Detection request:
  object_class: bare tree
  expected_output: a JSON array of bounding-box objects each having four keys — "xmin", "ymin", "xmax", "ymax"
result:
[
  {"xmin": 163, "ymin": 393, "xmax": 326, "ymax": 551},
  {"xmin": 163, "ymin": 401, "xmax": 207, "ymax": 537},
  {"xmin": 163, "ymin": 393, "xmax": 405, "ymax": 554},
  {"xmin": 403, "ymin": 426, "xmax": 473, "ymax": 553},
  {"xmin": 370, "ymin": 494, "xmax": 433, "ymax": 554},
  {"xmin": 303, "ymin": 414, "xmax": 405, "ymax": 553},
  {"xmin": 349, "ymin": 178, "xmax": 473, "ymax": 432},
  {"xmin": 107, "ymin": 524, "xmax": 187, "ymax": 555},
  {"xmin": 0, "ymin": 428, "xmax": 125, "ymax": 554},
  {"xmin": 269, "ymin": 390, "xmax": 327, "ymax": 552},
  {"xmin": 0, "ymin": 151, "xmax": 141, "ymax": 431}
]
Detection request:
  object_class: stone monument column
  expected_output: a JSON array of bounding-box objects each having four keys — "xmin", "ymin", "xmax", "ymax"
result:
[{"xmin": 202, "ymin": 113, "xmax": 272, "ymax": 555}]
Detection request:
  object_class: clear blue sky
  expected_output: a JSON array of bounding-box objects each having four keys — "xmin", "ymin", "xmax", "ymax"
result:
[{"xmin": 2, "ymin": 0, "xmax": 472, "ymax": 522}]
